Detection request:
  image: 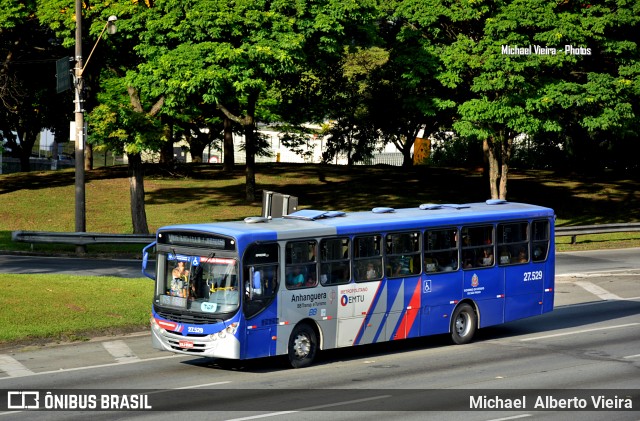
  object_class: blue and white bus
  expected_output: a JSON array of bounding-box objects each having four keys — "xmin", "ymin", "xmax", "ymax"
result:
[{"xmin": 142, "ymin": 200, "xmax": 555, "ymax": 368}]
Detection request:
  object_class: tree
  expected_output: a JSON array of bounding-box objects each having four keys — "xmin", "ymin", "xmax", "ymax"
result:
[
  {"xmin": 38, "ymin": 0, "xmax": 167, "ymax": 234},
  {"xmin": 135, "ymin": 0, "xmax": 378, "ymax": 201},
  {"xmin": 530, "ymin": 0, "xmax": 640, "ymax": 173},
  {"xmin": 399, "ymin": 0, "xmax": 640, "ymax": 198},
  {"xmin": 89, "ymin": 75, "xmax": 164, "ymax": 234},
  {"xmin": 367, "ymin": 13, "xmax": 456, "ymax": 168},
  {"xmin": 1, "ymin": 0, "xmax": 69, "ymax": 171},
  {"xmin": 319, "ymin": 46, "xmax": 388, "ymax": 166}
]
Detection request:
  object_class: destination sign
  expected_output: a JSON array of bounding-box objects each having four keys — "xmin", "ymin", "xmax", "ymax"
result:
[{"xmin": 158, "ymin": 231, "xmax": 235, "ymax": 250}]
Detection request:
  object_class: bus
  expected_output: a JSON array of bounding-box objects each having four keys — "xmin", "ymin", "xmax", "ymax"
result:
[{"xmin": 142, "ymin": 200, "xmax": 555, "ymax": 368}]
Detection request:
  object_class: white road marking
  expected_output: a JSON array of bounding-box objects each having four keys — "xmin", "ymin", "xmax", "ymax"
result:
[
  {"xmin": 520, "ymin": 323, "xmax": 640, "ymax": 341},
  {"xmin": 175, "ymin": 381, "xmax": 232, "ymax": 389},
  {"xmin": 485, "ymin": 415, "xmax": 532, "ymax": 421},
  {"xmin": 102, "ymin": 340, "xmax": 140, "ymax": 362},
  {"xmin": 573, "ymin": 280, "xmax": 622, "ymax": 300},
  {"xmin": 223, "ymin": 395, "xmax": 392, "ymax": 421},
  {"xmin": 0, "ymin": 354, "xmax": 182, "ymax": 381},
  {"xmin": 0, "ymin": 355, "xmax": 35, "ymax": 377}
]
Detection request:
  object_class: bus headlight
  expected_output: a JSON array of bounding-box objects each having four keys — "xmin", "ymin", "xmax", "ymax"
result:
[
  {"xmin": 226, "ymin": 322, "xmax": 239, "ymax": 336},
  {"xmin": 208, "ymin": 322, "xmax": 238, "ymax": 341},
  {"xmin": 151, "ymin": 317, "xmax": 166, "ymax": 334}
]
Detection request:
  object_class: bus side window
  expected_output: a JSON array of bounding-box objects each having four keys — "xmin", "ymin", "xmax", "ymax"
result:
[
  {"xmin": 354, "ymin": 235, "xmax": 382, "ymax": 282},
  {"xmin": 320, "ymin": 237, "xmax": 350, "ymax": 285},
  {"xmin": 461, "ymin": 225, "xmax": 494, "ymax": 269},
  {"xmin": 532, "ymin": 220, "xmax": 550, "ymax": 262},
  {"xmin": 386, "ymin": 232, "xmax": 420, "ymax": 278},
  {"xmin": 497, "ymin": 222, "xmax": 528, "ymax": 266},
  {"xmin": 243, "ymin": 242, "xmax": 279, "ymax": 319},
  {"xmin": 424, "ymin": 228, "xmax": 458, "ymax": 272},
  {"xmin": 286, "ymin": 240, "xmax": 317, "ymax": 289}
]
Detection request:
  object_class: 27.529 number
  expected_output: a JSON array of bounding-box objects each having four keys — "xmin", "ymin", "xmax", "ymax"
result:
[{"xmin": 523, "ymin": 271, "xmax": 543, "ymax": 282}]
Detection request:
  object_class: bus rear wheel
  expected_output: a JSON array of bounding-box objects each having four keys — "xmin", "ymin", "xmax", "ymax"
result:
[
  {"xmin": 451, "ymin": 303, "xmax": 477, "ymax": 345},
  {"xmin": 288, "ymin": 323, "xmax": 318, "ymax": 368}
]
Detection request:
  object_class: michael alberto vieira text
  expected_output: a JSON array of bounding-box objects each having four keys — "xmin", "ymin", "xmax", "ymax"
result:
[{"xmin": 470, "ymin": 394, "xmax": 633, "ymax": 410}]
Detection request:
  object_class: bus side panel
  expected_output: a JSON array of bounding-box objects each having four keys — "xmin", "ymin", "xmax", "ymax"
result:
[
  {"xmin": 346, "ymin": 281, "xmax": 384, "ymax": 346},
  {"xmin": 463, "ymin": 269, "xmax": 504, "ymax": 328},
  {"xmin": 420, "ymin": 272, "xmax": 462, "ymax": 336},
  {"xmin": 504, "ymin": 293, "xmax": 543, "ymax": 321},
  {"xmin": 543, "ymin": 246, "xmax": 555, "ymax": 314},
  {"xmin": 389, "ymin": 277, "xmax": 422, "ymax": 340},
  {"xmin": 503, "ymin": 264, "xmax": 546, "ymax": 322},
  {"xmin": 243, "ymin": 301, "xmax": 279, "ymax": 359}
]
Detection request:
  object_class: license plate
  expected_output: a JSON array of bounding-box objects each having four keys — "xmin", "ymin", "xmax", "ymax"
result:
[{"xmin": 178, "ymin": 340, "xmax": 194, "ymax": 349}]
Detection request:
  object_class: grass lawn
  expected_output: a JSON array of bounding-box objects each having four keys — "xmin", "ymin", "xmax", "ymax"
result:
[{"xmin": 0, "ymin": 274, "xmax": 152, "ymax": 349}]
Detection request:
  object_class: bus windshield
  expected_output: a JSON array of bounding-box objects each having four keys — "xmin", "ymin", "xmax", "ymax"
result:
[{"xmin": 157, "ymin": 253, "xmax": 240, "ymax": 314}]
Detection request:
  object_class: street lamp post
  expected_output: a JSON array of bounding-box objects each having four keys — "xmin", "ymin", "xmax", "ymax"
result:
[{"xmin": 73, "ymin": 0, "xmax": 116, "ymax": 253}]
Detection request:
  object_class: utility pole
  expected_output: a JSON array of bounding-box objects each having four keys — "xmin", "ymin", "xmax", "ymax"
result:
[
  {"xmin": 72, "ymin": 1, "xmax": 117, "ymax": 254},
  {"xmin": 74, "ymin": 0, "xmax": 86, "ymax": 254}
]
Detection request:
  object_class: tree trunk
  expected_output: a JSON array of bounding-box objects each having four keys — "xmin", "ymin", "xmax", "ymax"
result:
[
  {"xmin": 17, "ymin": 129, "xmax": 37, "ymax": 172},
  {"xmin": 245, "ymin": 123, "xmax": 256, "ymax": 202},
  {"xmin": 223, "ymin": 117, "xmax": 234, "ymax": 172},
  {"xmin": 19, "ymin": 153, "xmax": 30, "ymax": 172},
  {"xmin": 85, "ymin": 143, "xmax": 93, "ymax": 170},
  {"xmin": 127, "ymin": 152, "xmax": 149, "ymax": 234},
  {"xmin": 189, "ymin": 133, "xmax": 204, "ymax": 163},
  {"xmin": 244, "ymin": 93, "xmax": 258, "ymax": 202},
  {"xmin": 486, "ymin": 136, "xmax": 500, "ymax": 199},
  {"xmin": 498, "ymin": 135, "xmax": 512, "ymax": 200},
  {"xmin": 160, "ymin": 122, "xmax": 174, "ymax": 164},
  {"xmin": 401, "ymin": 145, "xmax": 413, "ymax": 167}
]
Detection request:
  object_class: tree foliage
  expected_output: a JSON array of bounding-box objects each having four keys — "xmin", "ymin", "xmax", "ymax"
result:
[
  {"xmin": 6, "ymin": 0, "xmax": 639, "ymax": 219},
  {"xmin": 0, "ymin": 0, "xmax": 69, "ymax": 170}
]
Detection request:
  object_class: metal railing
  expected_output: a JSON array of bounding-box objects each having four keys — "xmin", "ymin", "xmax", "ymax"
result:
[
  {"xmin": 11, "ymin": 230, "xmax": 154, "ymax": 246},
  {"xmin": 11, "ymin": 223, "xmax": 640, "ymax": 248},
  {"xmin": 555, "ymin": 223, "xmax": 640, "ymax": 244}
]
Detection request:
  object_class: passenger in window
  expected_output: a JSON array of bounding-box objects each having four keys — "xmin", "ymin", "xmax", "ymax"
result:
[
  {"xmin": 517, "ymin": 247, "xmax": 528, "ymax": 263},
  {"xmin": 424, "ymin": 257, "xmax": 438, "ymax": 272},
  {"xmin": 172, "ymin": 261, "xmax": 189, "ymax": 280},
  {"xmin": 499, "ymin": 248, "xmax": 511, "ymax": 264},
  {"xmin": 479, "ymin": 248, "xmax": 493, "ymax": 266},
  {"xmin": 305, "ymin": 273, "xmax": 317, "ymax": 287},
  {"xmin": 366, "ymin": 262, "xmax": 378, "ymax": 280},
  {"xmin": 391, "ymin": 262, "xmax": 403, "ymax": 277},
  {"xmin": 170, "ymin": 261, "xmax": 189, "ymax": 297},
  {"xmin": 533, "ymin": 246, "xmax": 544, "ymax": 261},
  {"xmin": 287, "ymin": 266, "xmax": 305, "ymax": 288}
]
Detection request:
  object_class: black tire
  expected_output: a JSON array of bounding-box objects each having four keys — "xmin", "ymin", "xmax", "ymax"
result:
[
  {"xmin": 451, "ymin": 303, "xmax": 477, "ymax": 345},
  {"xmin": 288, "ymin": 323, "xmax": 318, "ymax": 368}
]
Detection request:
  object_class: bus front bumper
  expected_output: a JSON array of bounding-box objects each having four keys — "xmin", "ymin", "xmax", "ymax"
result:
[{"xmin": 150, "ymin": 317, "xmax": 241, "ymax": 359}]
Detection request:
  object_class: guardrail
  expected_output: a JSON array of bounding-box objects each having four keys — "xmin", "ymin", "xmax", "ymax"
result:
[
  {"xmin": 11, "ymin": 231, "xmax": 155, "ymax": 246},
  {"xmin": 11, "ymin": 223, "xmax": 640, "ymax": 248},
  {"xmin": 555, "ymin": 223, "xmax": 640, "ymax": 244}
]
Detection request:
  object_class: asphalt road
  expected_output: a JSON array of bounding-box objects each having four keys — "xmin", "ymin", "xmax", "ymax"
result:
[
  {"xmin": 0, "ymin": 248, "xmax": 638, "ymax": 421},
  {"xmin": 0, "ymin": 254, "xmax": 152, "ymax": 278}
]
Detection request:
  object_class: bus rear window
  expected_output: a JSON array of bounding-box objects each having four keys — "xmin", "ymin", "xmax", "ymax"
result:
[{"xmin": 532, "ymin": 220, "xmax": 550, "ymax": 262}]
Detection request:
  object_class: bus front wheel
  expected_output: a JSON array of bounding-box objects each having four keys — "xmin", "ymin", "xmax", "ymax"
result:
[
  {"xmin": 288, "ymin": 323, "xmax": 318, "ymax": 368},
  {"xmin": 451, "ymin": 303, "xmax": 477, "ymax": 345}
]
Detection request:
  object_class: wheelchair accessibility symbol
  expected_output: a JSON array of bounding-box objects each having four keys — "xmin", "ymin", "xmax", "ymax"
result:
[{"xmin": 423, "ymin": 280, "xmax": 432, "ymax": 293}]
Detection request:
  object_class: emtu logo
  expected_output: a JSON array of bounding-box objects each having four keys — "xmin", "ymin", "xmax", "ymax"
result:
[{"xmin": 341, "ymin": 294, "xmax": 365, "ymax": 306}]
